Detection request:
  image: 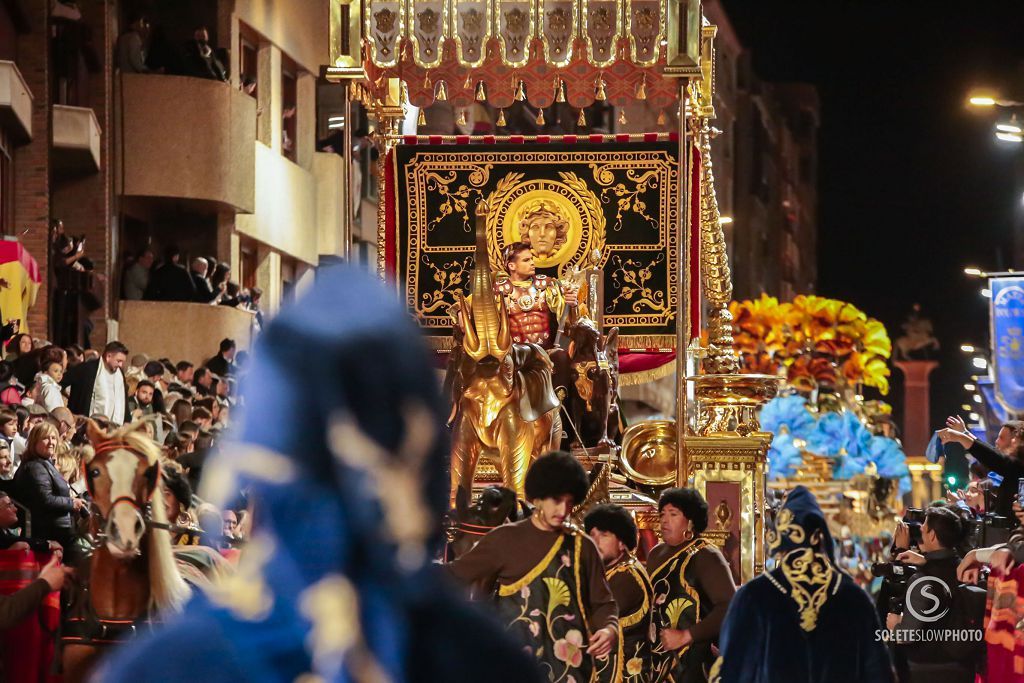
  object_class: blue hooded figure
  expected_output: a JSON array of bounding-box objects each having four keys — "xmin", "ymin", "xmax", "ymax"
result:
[
  {"xmin": 710, "ymin": 486, "xmax": 894, "ymax": 683},
  {"xmin": 101, "ymin": 266, "xmax": 540, "ymax": 682}
]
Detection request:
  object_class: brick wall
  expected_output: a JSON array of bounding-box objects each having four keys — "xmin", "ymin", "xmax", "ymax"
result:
[
  {"xmin": 13, "ymin": 0, "xmax": 49, "ymax": 338},
  {"xmin": 49, "ymin": 0, "xmax": 114, "ymax": 348}
]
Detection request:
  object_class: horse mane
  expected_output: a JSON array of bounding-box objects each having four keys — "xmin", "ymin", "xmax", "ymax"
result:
[{"xmin": 88, "ymin": 421, "xmax": 192, "ymax": 613}]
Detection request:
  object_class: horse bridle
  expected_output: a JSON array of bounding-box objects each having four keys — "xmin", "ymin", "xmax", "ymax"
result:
[{"xmin": 84, "ymin": 441, "xmax": 171, "ymax": 548}]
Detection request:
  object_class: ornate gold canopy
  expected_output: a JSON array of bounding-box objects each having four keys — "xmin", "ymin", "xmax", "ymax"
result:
[{"xmin": 328, "ymin": 0, "xmax": 702, "ymax": 110}]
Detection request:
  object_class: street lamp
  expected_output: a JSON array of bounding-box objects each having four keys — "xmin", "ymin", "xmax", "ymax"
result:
[
  {"xmin": 968, "ymin": 93, "xmax": 1024, "ymax": 108},
  {"xmin": 964, "ymin": 266, "xmax": 1017, "ymax": 278}
]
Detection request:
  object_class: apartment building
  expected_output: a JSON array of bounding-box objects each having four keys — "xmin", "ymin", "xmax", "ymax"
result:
[{"xmin": 0, "ymin": 0, "xmax": 347, "ymax": 360}]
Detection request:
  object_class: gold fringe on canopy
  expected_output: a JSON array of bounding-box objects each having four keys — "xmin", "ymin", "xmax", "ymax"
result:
[{"xmin": 619, "ymin": 360, "xmax": 677, "ymax": 387}]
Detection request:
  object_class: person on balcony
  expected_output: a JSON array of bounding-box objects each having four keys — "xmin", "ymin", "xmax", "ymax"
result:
[
  {"xmin": 116, "ymin": 13, "xmax": 153, "ymax": 74},
  {"xmin": 191, "ymin": 258, "xmax": 219, "ymax": 304},
  {"xmin": 122, "ymin": 247, "xmax": 154, "ymax": 300},
  {"xmin": 145, "ymin": 246, "xmax": 195, "ymax": 302},
  {"xmin": 182, "ymin": 26, "xmax": 227, "ymax": 82}
]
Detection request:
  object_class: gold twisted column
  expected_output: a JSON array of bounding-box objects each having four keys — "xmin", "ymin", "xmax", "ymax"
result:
[
  {"xmin": 683, "ymin": 80, "xmax": 778, "ymax": 585},
  {"xmin": 696, "ymin": 118, "xmax": 739, "ymax": 376}
]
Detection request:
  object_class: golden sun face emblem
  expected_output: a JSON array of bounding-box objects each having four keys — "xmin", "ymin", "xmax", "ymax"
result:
[{"xmin": 487, "ymin": 172, "xmax": 605, "ymax": 276}]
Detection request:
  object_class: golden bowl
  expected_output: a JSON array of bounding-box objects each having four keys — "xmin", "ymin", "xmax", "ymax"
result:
[{"xmin": 619, "ymin": 420, "xmax": 678, "ymax": 486}]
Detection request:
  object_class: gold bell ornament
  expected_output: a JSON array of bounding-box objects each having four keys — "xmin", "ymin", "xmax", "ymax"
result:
[
  {"xmin": 514, "ymin": 79, "xmax": 527, "ymax": 102},
  {"xmin": 435, "ymin": 80, "xmax": 448, "ymax": 101},
  {"xmin": 456, "ymin": 108, "xmax": 467, "ymax": 126},
  {"xmin": 475, "ymin": 80, "xmax": 487, "ymax": 101},
  {"xmin": 464, "ymin": 73, "xmax": 472, "ymax": 89},
  {"xmin": 656, "ymin": 109, "xmax": 667, "ymax": 126},
  {"xmin": 595, "ymin": 76, "xmax": 607, "ymax": 101},
  {"xmin": 618, "ymin": 109, "xmax": 627, "ymax": 125},
  {"xmin": 417, "ymin": 109, "xmax": 427, "ymax": 126},
  {"xmin": 636, "ymin": 76, "xmax": 647, "ymax": 100},
  {"xmin": 555, "ymin": 78, "xmax": 567, "ymax": 103},
  {"xmin": 577, "ymin": 109, "xmax": 587, "ymax": 127},
  {"xmin": 496, "ymin": 108, "xmax": 507, "ymax": 127},
  {"xmin": 536, "ymin": 108, "xmax": 545, "ymax": 126}
]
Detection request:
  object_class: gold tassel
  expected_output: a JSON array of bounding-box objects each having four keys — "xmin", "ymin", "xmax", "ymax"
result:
[
  {"xmin": 577, "ymin": 109, "xmax": 586, "ymax": 127},
  {"xmin": 556, "ymin": 79, "xmax": 567, "ymax": 103},
  {"xmin": 536, "ymin": 108, "xmax": 545, "ymax": 126},
  {"xmin": 618, "ymin": 358, "xmax": 677, "ymax": 386},
  {"xmin": 618, "ymin": 109, "xmax": 627, "ymax": 125},
  {"xmin": 496, "ymin": 108, "xmax": 507, "ymax": 127},
  {"xmin": 435, "ymin": 80, "xmax": 448, "ymax": 101},
  {"xmin": 475, "ymin": 80, "xmax": 487, "ymax": 102},
  {"xmin": 636, "ymin": 76, "xmax": 647, "ymax": 100},
  {"xmin": 423, "ymin": 72, "xmax": 431, "ymax": 88},
  {"xmin": 417, "ymin": 109, "xmax": 426, "ymax": 126},
  {"xmin": 514, "ymin": 80, "xmax": 526, "ymax": 102},
  {"xmin": 595, "ymin": 76, "xmax": 606, "ymax": 101},
  {"xmin": 657, "ymin": 109, "xmax": 667, "ymax": 126},
  {"xmin": 456, "ymin": 108, "xmax": 467, "ymax": 126},
  {"xmin": 463, "ymin": 73, "xmax": 472, "ymax": 89}
]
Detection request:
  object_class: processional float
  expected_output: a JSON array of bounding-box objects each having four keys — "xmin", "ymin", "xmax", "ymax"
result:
[{"xmin": 325, "ymin": 0, "xmax": 778, "ymax": 581}]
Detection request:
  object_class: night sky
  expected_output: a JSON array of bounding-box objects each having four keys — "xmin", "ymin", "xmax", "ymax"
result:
[{"xmin": 721, "ymin": 0, "xmax": 1024, "ymax": 435}]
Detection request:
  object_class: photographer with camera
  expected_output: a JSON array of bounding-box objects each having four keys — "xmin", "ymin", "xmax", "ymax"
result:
[{"xmin": 885, "ymin": 507, "xmax": 986, "ymax": 683}]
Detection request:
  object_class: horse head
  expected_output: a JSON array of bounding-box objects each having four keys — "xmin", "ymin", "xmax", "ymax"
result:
[
  {"xmin": 84, "ymin": 420, "xmax": 161, "ymax": 559},
  {"xmin": 566, "ymin": 317, "xmax": 601, "ymax": 363},
  {"xmin": 448, "ymin": 485, "xmax": 519, "ymax": 560},
  {"xmin": 82, "ymin": 419, "xmax": 190, "ymax": 612}
]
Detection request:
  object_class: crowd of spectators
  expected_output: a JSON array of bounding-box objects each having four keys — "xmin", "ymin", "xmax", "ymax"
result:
[
  {"xmin": 115, "ymin": 14, "xmax": 227, "ymax": 82},
  {"xmin": 121, "ymin": 245, "xmax": 263, "ymax": 323},
  {"xmin": 0, "ymin": 332, "xmax": 247, "ymax": 579}
]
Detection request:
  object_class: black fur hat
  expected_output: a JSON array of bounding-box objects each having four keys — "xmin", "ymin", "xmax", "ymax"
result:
[
  {"xmin": 584, "ymin": 503, "xmax": 638, "ymax": 550},
  {"xmin": 524, "ymin": 451, "xmax": 589, "ymax": 504},
  {"xmin": 658, "ymin": 487, "xmax": 709, "ymax": 534}
]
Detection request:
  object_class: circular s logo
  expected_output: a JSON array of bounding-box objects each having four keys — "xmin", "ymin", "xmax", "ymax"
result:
[{"xmin": 905, "ymin": 575, "xmax": 951, "ymax": 623}]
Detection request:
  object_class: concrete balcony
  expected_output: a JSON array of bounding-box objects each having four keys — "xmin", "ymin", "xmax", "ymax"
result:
[
  {"xmin": 118, "ymin": 300, "xmax": 255, "ymax": 367},
  {"xmin": 236, "ymin": 147, "xmax": 344, "ymax": 265},
  {"xmin": 314, "ymin": 151, "xmax": 345, "ymax": 258},
  {"xmin": 52, "ymin": 105, "xmax": 101, "ymax": 172},
  {"xmin": 0, "ymin": 61, "xmax": 33, "ymax": 143},
  {"xmin": 116, "ymin": 74, "xmax": 256, "ymax": 213}
]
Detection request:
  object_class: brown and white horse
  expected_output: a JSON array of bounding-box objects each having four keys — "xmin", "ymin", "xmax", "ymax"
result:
[{"xmin": 62, "ymin": 421, "xmax": 190, "ymax": 682}]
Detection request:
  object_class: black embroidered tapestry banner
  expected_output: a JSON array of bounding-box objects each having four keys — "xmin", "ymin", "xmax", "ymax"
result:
[{"xmin": 391, "ymin": 140, "xmax": 680, "ymax": 348}]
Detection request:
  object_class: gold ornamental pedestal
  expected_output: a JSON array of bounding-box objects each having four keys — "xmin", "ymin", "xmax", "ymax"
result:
[{"xmin": 684, "ymin": 373, "xmax": 778, "ymax": 583}]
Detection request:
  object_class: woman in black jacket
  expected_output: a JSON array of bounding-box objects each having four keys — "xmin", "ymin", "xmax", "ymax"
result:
[{"xmin": 12, "ymin": 422, "xmax": 84, "ymax": 552}]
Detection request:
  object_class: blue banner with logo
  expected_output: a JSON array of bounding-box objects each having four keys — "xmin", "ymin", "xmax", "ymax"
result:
[{"xmin": 991, "ymin": 277, "xmax": 1024, "ymax": 413}]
